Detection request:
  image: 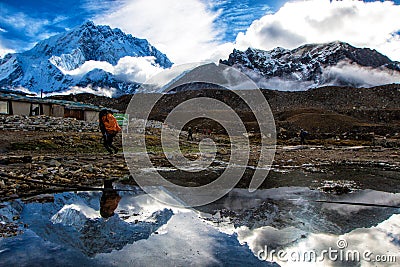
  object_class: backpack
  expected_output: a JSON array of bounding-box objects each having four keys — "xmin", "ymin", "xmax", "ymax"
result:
[{"xmin": 102, "ymin": 113, "xmax": 121, "ymax": 134}]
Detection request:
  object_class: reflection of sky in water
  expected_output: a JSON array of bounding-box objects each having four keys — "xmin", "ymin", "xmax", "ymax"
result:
[{"xmin": 0, "ymin": 186, "xmax": 399, "ymax": 266}]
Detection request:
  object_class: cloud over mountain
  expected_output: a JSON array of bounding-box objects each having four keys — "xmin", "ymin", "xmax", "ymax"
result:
[
  {"xmin": 235, "ymin": 0, "xmax": 400, "ymax": 61},
  {"xmin": 94, "ymin": 0, "xmax": 224, "ymax": 64},
  {"xmin": 60, "ymin": 56, "xmax": 163, "ymax": 84}
]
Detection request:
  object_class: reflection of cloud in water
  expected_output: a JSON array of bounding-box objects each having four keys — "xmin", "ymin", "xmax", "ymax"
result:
[
  {"xmin": 96, "ymin": 210, "xmax": 271, "ymax": 266},
  {"xmin": 286, "ymin": 215, "xmax": 400, "ymax": 267},
  {"xmin": 97, "ymin": 187, "xmax": 274, "ymax": 266},
  {"xmin": 237, "ymin": 226, "xmax": 307, "ymax": 251},
  {"xmin": 238, "ymin": 215, "xmax": 400, "ymax": 267},
  {"xmin": 211, "ymin": 188, "xmax": 400, "ymax": 267}
]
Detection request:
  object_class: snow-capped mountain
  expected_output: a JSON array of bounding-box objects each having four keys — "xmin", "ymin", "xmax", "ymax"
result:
[
  {"xmin": 220, "ymin": 41, "xmax": 400, "ymax": 90},
  {"xmin": 0, "ymin": 21, "xmax": 173, "ymax": 96}
]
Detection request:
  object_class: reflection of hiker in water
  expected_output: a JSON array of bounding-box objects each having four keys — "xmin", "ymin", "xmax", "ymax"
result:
[
  {"xmin": 187, "ymin": 127, "xmax": 193, "ymax": 141},
  {"xmin": 99, "ymin": 109, "xmax": 121, "ymax": 154},
  {"xmin": 100, "ymin": 180, "xmax": 121, "ymax": 218},
  {"xmin": 300, "ymin": 129, "xmax": 308, "ymax": 145}
]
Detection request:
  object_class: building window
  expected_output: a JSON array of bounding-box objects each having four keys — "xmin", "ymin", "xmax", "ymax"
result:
[
  {"xmin": 30, "ymin": 103, "xmax": 40, "ymax": 116},
  {"xmin": 0, "ymin": 101, "xmax": 9, "ymax": 114}
]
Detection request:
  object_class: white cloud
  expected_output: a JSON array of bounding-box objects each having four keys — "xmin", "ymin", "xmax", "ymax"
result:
[
  {"xmin": 62, "ymin": 60, "xmax": 114, "ymax": 77},
  {"xmin": 235, "ymin": 0, "xmax": 400, "ymax": 61},
  {"xmin": 236, "ymin": 59, "xmax": 400, "ymax": 90},
  {"xmin": 60, "ymin": 56, "xmax": 164, "ymax": 83},
  {"xmin": 0, "ymin": 47, "xmax": 15, "ymax": 58},
  {"xmin": 0, "ymin": 40, "xmax": 16, "ymax": 58},
  {"xmin": 4, "ymin": 86, "xmax": 35, "ymax": 95},
  {"xmin": 114, "ymin": 56, "xmax": 164, "ymax": 83},
  {"xmin": 322, "ymin": 61, "xmax": 400, "ymax": 87},
  {"xmin": 94, "ymin": 0, "xmax": 227, "ymax": 64},
  {"xmin": 257, "ymin": 77, "xmax": 316, "ymax": 91},
  {"xmin": 238, "ymin": 214, "xmax": 400, "ymax": 267},
  {"xmin": 207, "ymin": 42, "xmax": 235, "ymax": 63},
  {"xmin": 44, "ymin": 85, "xmax": 117, "ymax": 98}
]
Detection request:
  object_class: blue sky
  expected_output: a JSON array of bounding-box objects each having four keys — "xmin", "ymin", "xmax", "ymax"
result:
[
  {"xmin": 0, "ymin": 0, "xmax": 283, "ymax": 53},
  {"xmin": 210, "ymin": 0, "xmax": 287, "ymax": 41},
  {"xmin": 1, "ymin": 0, "xmax": 400, "ymax": 63},
  {"xmin": 0, "ymin": 0, "xmax": 115, "ymax": 51}
]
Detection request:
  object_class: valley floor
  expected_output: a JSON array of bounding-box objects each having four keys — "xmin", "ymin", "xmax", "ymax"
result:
[{"xmin": 0, "ymin": 130, "xmax": 399, "ymax": 201}]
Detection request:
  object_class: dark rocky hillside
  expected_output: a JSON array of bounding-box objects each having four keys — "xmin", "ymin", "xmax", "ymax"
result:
[{"xmin": 51, "ymin": 84, "xmax": 400, "ymax": 140}]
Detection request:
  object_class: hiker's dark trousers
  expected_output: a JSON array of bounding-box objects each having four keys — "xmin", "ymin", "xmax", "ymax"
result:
[{"xmin": 103, "ymin": 132, "xmax": 117, "ymax": 154}]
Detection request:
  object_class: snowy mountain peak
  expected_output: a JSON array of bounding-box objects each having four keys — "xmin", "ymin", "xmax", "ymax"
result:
[
  {"xmin": 0, "ymin": 21, "xmax": 172, "ymax": 96},
  {"xmin": 221, "ymin": 41, "xmax": 400, "ymax": 90},
  {"xmin": 31, "ymin": 20, "xmax": 172, "ymax": 68}
]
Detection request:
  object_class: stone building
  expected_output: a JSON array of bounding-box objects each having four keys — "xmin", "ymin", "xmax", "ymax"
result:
[{"xmin": 0, "ymin": 91, "xmax": 113, "ymax": 123}]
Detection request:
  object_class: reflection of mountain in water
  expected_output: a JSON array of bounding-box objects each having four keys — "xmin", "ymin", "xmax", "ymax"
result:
[
  {"xmin": 1, "ymin": 188, "xmax": 274, "ymax": 266},
  {"xmin": 1, "ymin": 185, "xmax": 399, "ymax": 266},
  {"xmin": 55, "ymin": 207, "xmax": 172, "ymax": 257},
  {"xmin": 198, "ymin": 187, "xmax": 400, "ymax": 235},
  {"xmin": 20, "ymin": 191, "xmax": 173, "ymax": 257}
]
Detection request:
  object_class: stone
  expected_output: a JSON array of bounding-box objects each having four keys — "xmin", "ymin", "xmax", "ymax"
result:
[
  {"xmin": 83, "ymin": 164, "xmax": 94, "ymax": 173},
  {"xmin": 48, "ymin": 160, "xmax": 61, "ymax": 167},
  {"xmin": 0, "ymin": 115, "xmax": 98, "ymax": 133},
  {"xmin": 24, "ymin": 194, "xmax": 55, "ymax": 203}
]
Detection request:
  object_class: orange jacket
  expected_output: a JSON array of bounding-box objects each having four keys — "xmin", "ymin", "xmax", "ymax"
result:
[{"xmin": 102, "ymin": 113, "xmax": 121, "ymax": 134}]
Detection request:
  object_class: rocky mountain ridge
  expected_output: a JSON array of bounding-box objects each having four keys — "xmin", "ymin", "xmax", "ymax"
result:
[
  {"xmin": 220, "ymin": 41, "xmax": 400, "ymax": 89},
  {"xmin": 50, "ymin": 83, "xmax": 400, "ymax": 139}
]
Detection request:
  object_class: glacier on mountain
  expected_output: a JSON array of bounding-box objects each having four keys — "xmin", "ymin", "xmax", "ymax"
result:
[{"xmin": 0, "ymin": 21, "xmax": 173, "ymax": 96}]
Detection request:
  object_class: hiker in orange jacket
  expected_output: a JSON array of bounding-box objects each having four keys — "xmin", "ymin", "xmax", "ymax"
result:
[{"xmin": 99, "ymin": 109, "xmax": 121, "ymax": 154}]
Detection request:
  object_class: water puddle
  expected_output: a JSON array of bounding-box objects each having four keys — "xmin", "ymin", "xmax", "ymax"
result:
[{"xmin": 1, "ymin": 169, "xmax": 400, "ymax": 266}]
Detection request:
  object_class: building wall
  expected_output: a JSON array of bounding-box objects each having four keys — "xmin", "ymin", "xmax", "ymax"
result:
[
  {"xmin": 64, "ymin": 109, "xmax": 84, "ymax": 120},
  {"xmin": 1, "ymin": 99, "xmax": 102, "ymax": 121},
  {"xmin": 84, "ymin": 110, "xmax": 99, "ymax": 123},
  {"xmin": 51, "ymin": 105, "xmax": 64, "ymax": 117},
  {"xmin": 12, "ymin": 101, "xmax": 31, "ymax": 115},
  {"xmin": 42, "ymin": 104, "xmax": 51, "ymax": 116},
  {"xmin": 0, "ymin": 101, "xmax": 9, "ymax": 114}
]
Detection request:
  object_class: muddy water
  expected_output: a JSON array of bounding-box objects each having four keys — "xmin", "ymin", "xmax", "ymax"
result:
[{"xmin": 0, "ymin": 166, "xmax": 399, "ymax": 267}]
